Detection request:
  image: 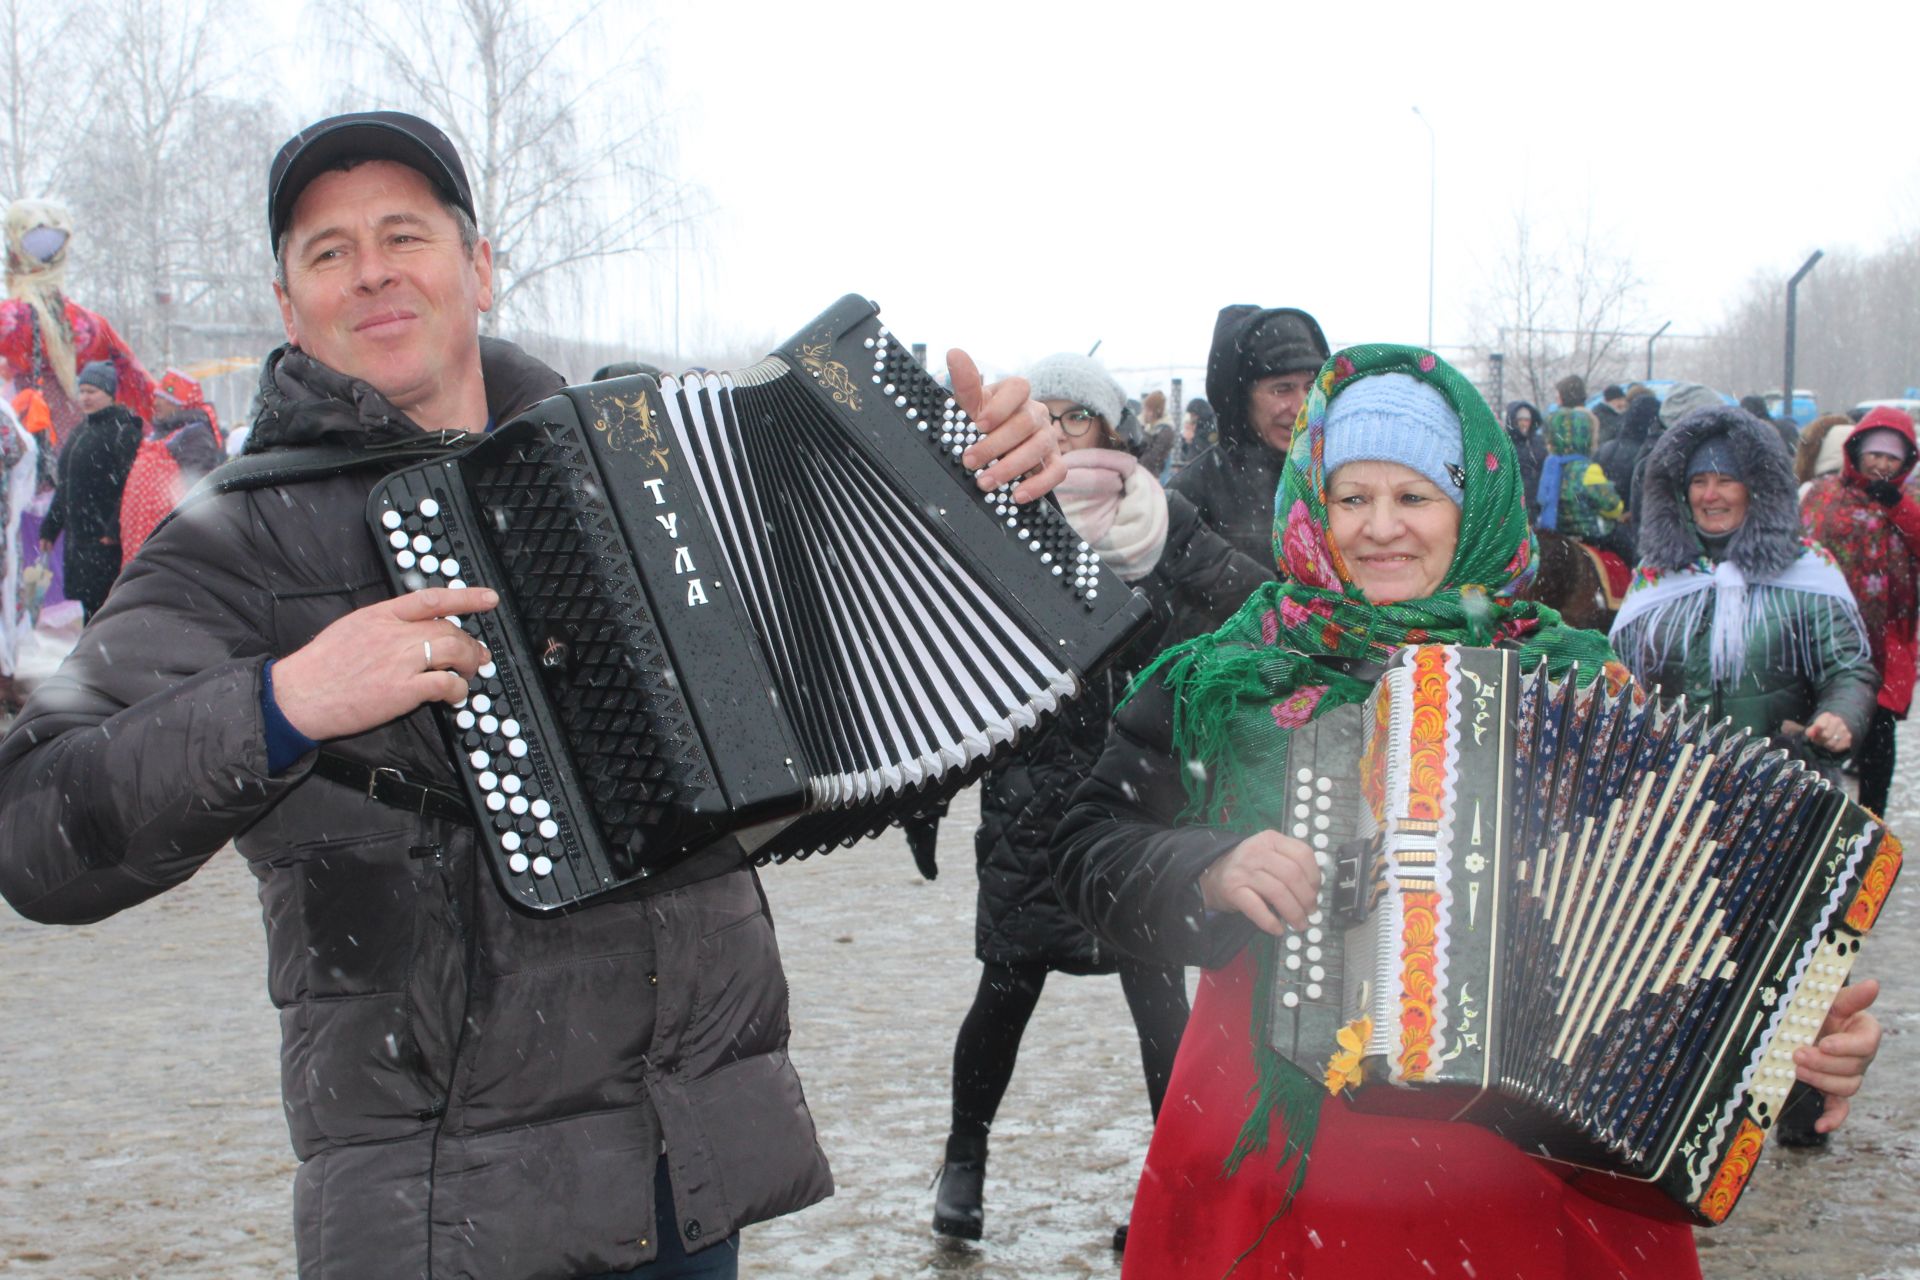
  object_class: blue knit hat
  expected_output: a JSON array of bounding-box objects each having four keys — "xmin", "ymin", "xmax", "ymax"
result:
[
  {"xmin": 1686, "ymin": 435, "xmax": 1740, "ymax": 481},
  {"xmin": 1322, "ymin": 371, "xmax": 1464, "ymax": 503}
]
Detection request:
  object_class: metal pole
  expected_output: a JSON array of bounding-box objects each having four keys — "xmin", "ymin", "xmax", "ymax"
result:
[
  {"xmin": 1413, "ymin": 107, "xmax": 1435, "ymax": 349},
  {"xmin": 1645, "ymin": 320, "xmax": 1671, "ymax": 380},
  {"xmin": 1785, "ymin": 250, "xmax": 1822, "ymax": 420}
]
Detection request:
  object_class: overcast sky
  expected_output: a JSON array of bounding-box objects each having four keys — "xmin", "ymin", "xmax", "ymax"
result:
[{"xmin": 272, "ymin": 0, "xmax": 1919, "ymax": 391}]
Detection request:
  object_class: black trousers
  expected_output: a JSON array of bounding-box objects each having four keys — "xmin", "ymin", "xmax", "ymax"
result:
[
  {"xmin": 950, "ymin": 959, "xmax": 1190, "ymax": 1142},
  {"xmin": 1858, "ymin": 705, "xmax": 1898, "ymax": 818}
]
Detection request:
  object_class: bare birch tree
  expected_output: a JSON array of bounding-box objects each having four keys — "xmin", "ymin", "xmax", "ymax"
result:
[
  {"xmin": 58, "ymin": 0, "xmax": 287, "ymax": 366},
  {"xmin": 0, "ymin": 0, "xmax": 98, "ymax": 201},
  {"xmin": 1476, "ymin": 205, "xmax": 1646, "ymax": 407},
  {"xmin": 335, "ymin": 0, "xmax": 702, "ymax": 336}
]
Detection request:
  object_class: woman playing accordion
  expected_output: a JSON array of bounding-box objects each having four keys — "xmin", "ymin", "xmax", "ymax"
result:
[{"xmin": 1050, "ymin": 345, "xmax": 1884, "ymax": 1279}]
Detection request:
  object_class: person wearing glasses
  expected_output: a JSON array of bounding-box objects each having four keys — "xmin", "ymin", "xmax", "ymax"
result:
[{"xmin": 931, "ymin": 352, "xmax": 1269, "ymax": 1251}]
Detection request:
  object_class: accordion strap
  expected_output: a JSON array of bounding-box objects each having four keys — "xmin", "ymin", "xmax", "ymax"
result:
[{"xmin": 309, "ymin": 750, "xmax": 477, "ymax": 826}]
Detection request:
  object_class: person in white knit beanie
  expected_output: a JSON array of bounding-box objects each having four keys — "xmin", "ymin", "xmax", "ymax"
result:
[
  {"xmin": 1021, "ymin": 353, "xmax": 1169, "ymax": 582},
  {"xmin": 931, "ymin": 350, "xmax": 1275, "ymax": 1254}
]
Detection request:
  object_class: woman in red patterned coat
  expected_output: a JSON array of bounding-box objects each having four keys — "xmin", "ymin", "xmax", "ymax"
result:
[{"xmin": 1801, "ymin": 404, "xmax": 1920, "ymax": 817}]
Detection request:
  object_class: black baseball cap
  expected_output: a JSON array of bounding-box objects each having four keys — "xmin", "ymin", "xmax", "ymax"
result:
[{"xmin": 267, "ymin": 111, "xmax": 476, "ymax": 249}]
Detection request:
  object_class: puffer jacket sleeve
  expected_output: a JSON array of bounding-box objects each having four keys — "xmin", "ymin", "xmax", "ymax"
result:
[
  {"xmin": 1149, "ymin": 489, "xmax": 1274, "ymax": 638},
  {"xmin": 1808, "ymin": 592, "xmax": 1880, "ymax": 747},
  {"xmin": 1050, "ymin": 671, "xmax": 1255, "ymax": 970},
  {"xmin": 0, "ymin": 492, "xmax": 306, "ymax": 924}
]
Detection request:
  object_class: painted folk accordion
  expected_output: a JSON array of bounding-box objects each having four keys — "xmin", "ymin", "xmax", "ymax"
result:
[
  {"xmin": 1270, "ymin": 645, "xmax": 1901, "ymax": 1225},
  {"xmin": 364, "ymin": 295, "xmax": 1150, "ymax": 909}
]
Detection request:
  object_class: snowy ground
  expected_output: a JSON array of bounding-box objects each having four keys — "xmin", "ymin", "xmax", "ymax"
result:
[{"xmin": 1, "ymin": 741, "xmax": 1916, "ymax": 1278}]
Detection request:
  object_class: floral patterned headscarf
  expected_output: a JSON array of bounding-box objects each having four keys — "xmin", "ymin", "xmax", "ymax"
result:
[{"xmin": 1137, "ymin": 343, "xmax": 1620, "ymax": 1208}]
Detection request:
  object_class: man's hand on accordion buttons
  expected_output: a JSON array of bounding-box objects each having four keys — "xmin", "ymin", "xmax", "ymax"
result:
[
  {"xmin": 1198, "ymin": 830, "xmax": 1322, "ymax": 936},
  {"xmin": 948, "ymin": 347, "xmax": 1066, "ymax": 504},
  {"xmin": 1795, "ymin": 977, "xmax": 1882, "ymax": 1134},
  {"xmin": 272, "ymin": 586, "xmax": 499, "ymax": 741}
]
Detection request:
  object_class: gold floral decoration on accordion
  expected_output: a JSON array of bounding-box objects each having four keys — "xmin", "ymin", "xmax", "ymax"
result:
[
  {"xmin": 1324, "ymin": 1016, "xmax": 1373, "ymax": 1096},
  {"xmin": 799, "ymin": 339, "xmax": 863, "ymax": 412},
  {"xmin": 591, "ymin": 389, "xmax": 672, "ymax": 474}
]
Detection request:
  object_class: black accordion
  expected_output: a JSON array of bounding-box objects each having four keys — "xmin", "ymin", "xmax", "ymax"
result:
[
  {"xmin": 1270, "ymin": 645, "xmax": 1901, "ymax": 1224},
  {"xmin": 366, "ymin": 295, "xmax": 1152, "ymax": 909}
]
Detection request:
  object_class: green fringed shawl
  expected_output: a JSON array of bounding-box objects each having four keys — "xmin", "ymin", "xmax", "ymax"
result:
[{"xmin": 1140, "ymin": 343, "xmax": 1622, "ymax": 1211}]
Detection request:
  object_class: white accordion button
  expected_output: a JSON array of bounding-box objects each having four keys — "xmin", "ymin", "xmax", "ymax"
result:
[
  {"xmin": 1307, "ymin": 928, "xmax": 1324, "ymax": 943},
  {"xmin": 396, "ymin": 550, "xmax": 416, "ymax": 570},
  {"xmin": 1309, "ymin": 966, "xmax": 1325, "ymax": 982},
  {"xmin": 486, "ymin": 793, "xmax": 506, "ymax": 812},
  {"xmin": 501, "ymin": 831, "xmax": 521, "ymax": 852},
  {"xmin": 509, "ymin": 796, "xmax": 529, "ymax": 816},
  {"xmin": 449, "ymin": 579, "xmax": 466, "ymax": 590},
  {"xmin": 502, "ymin": 774, "xmax": 522, "ymax": 795},
  {"xmin": 508, "ymin": 739, "xmax": 528, "ymax": 759},
  {"xmin": 412, "ymin": 534, "xmax": 431, "ymax": 553},
  {"xmin": 478, "ymin": 661, "xmax": 497, "ymax": 679},
  {"xmin": 1285, "ymin": 934, "xmax": 1302, "ymax": 952},
  {"xmin": 1295, "ymin": 768, "xmax": 1313, "ymax": 783},
  {"xmin": 531, "ymin": 798, "xmax": 551, "ymax": 819},
  {"xmin": 532, "ymin": 855, "xmax": 554, "ymax": 878},
  {"xmin": 472, "ymin": 695, "xmax": 492, "ymax": 713},
  {"xmin": 1309, "ymin": 910, "xmax": 1325, "ymax": 926},
  {"xmin": 479, "ymin": 715, "xmax": 498, "ymax": 734},
  {"xmin": 1306, "ymin": 984, "xmax": 1323, "ymax": 1000},
  {"xmin": 389, "ymin": 530, "xmax": 408, "ymax": 548},
  {"xmin": 1307, "ymin": 947, "xmax": 1323, "ymax": 963},
  {"xmin": 1293, "ymin": 804, "xmax": 1310, "ymax": 820},
  {"xmin": 456, "ymin": 710, "xmax": 476, "ymax": 730},
  {"xmin": 1285, "ymin": 954, "xmax": 1302, "ymax": 971},
  {"xmin": 1282, "ymin": 991, "xmax": 1300, "ymax": 1008},
  {"xmin": 538, "ymin": 819, "xmax": 559, "ymax": 839},
  {"xmin": 382, "ymin": 510, "xmax": 403, "ymax": 530},
  {"xmin": 421, "ymin": 555, "xmax": 440, "ymax": 575},
  {"xmin": 442, "ymin": 559, "xmax": 460, "ymax": 577},
  {"xmin": 1316, "ymin": 777, "xmax": 1332, "ymax": 792},
  {"xmin": 508, "ymin": 851, "xmax": 530, "ymax": 874},
  {"xmin": 503, "ymin": 719, "xmax": 521, "ymax": 738},
  {"xmin": 419, "ymin": 498, "xmax": 440, "ymax": 518},
  {"xmin": 478, "ymin": 770, "xmax": 498, "ymax": 791},
  {"xmin": 469, "ymin": 750, "xmax": 489, "ymax": 769}
]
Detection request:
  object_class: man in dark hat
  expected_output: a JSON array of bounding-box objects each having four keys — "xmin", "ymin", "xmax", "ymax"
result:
[
  {"xmin": 0, "ymin": 110, "xmax": 1065, "ymax": 1279},
  {"xmin": 1170, "ymin": 305, "xmax": 1331, "ymax": 567},
  {"xmin": 36, "ymin": 359, "xmax": 142, "ymax": 619}
]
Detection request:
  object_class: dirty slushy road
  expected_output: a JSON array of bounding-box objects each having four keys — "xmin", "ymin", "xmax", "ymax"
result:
[{"xmin": 2, "ymin": 738, "xmax": 1916, "ymax": 1279}]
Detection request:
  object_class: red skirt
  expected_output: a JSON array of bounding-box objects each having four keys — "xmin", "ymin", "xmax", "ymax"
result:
[{"xmin": 1122, "ymin": 951, "xmax": 1701, "ymax": 1279}]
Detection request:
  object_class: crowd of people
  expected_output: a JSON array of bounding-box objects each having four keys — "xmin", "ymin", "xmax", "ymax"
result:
[
  {"xmin": 0, "ymin": 202, "xmax": 232, "ymax": 706},
  {"xmin": 0, "ymin": 107, "xmax": 1899, "ymax": 1280}
]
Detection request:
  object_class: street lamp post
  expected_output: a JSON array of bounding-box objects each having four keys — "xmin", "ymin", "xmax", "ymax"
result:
[
  {"xmin": 1646, "ymin": 320, "xmax": 1671, "ymax": 379},
  {"xmin": 1413, "ymin": 106, "xmax": 1435, "ymax": 350},
  {"xmin": 1784, "ymin": 250, "xmax": 1822, "ymax": 421}
]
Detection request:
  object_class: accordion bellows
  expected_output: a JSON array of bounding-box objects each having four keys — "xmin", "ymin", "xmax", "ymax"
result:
[
  {"xmin": 1271, "ymin": 645, "xmax": 1900, "ymax": 1225},
  {"xmin": 367, "ymin": 295, "xmax": 1151, "ymax": 908}
]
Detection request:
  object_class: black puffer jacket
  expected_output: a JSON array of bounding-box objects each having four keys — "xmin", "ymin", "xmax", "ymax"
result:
[
  {"xmin": 974, "ymin": 490, "xmax": 1269, "ymax": 969},
  {"xmin": 1047, "ymin": 670, "xmax": 1254, "ymax": 969},
  {"xmin": 1168, "ymin": 306, "xmax": 1329, "ymax": 565},
  {"xmin": 0, "ymin": 339, "xmax": 832, "ymax": 1278},
  {"xmin": 1594, "ymin": 392, "xmax": 1660, "ymax": 514}
]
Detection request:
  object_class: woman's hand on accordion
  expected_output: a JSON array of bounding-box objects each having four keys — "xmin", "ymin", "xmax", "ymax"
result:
[
  {"xmin": 272, "ymin": 586, "xmax": 500, "ymax": 741},
  {"xmin": 1795, "ymin": 977, "xmax": 1883, "ymax": 1135},
  {"xmin": 948, "ymin": 348, "xmax": 1066, "ymax": 504},
  {"xmin": 1197, "ymin": 830, "xmax": 1323, "ymax": 936}
]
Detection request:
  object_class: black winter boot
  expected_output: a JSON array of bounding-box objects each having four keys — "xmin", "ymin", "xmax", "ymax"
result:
[{"xmin": 932, "ymin": 1132, "xmax": 987, "ymax": 1240}]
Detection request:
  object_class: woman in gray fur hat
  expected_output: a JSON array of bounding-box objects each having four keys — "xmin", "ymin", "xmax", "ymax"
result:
[{"xmin": 1610, "ymin": 404, "xmax": 1879, "ymax": 1146}]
